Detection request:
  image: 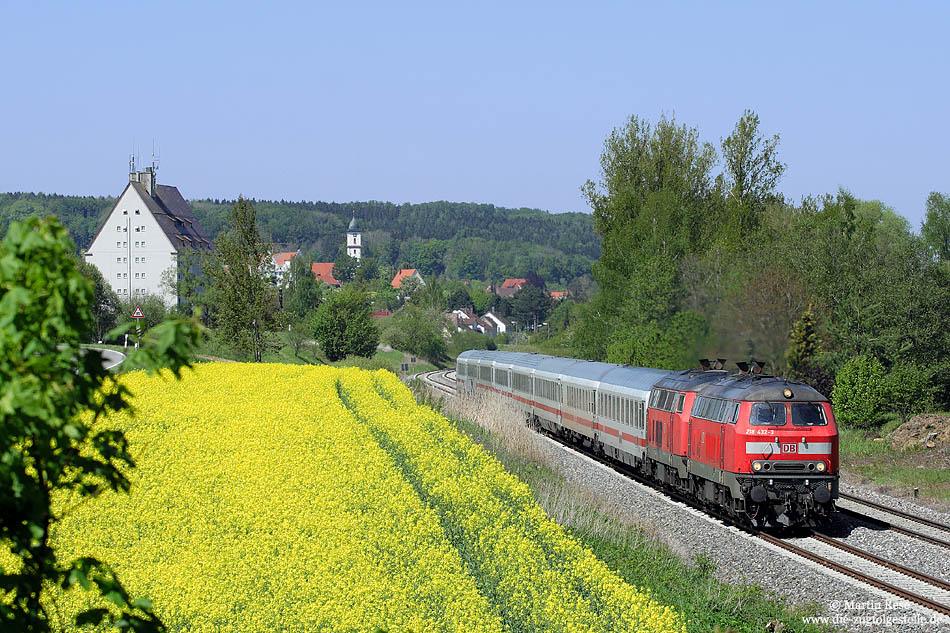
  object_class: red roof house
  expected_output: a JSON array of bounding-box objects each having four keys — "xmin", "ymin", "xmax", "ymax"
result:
[
  {"xmin": 549, "ymin": 290, "xmax": 572, "ymax": 301},
  {"xmin": 311, "ymin": 262, "xmax": 340, "ymax": 286},
  {"xmin": 272, "ymin": 251, "xmax": 298, "ymax": 268},
  {"xmin": 391, "ymin": 268, "xmax": 425, "ymax": 288}
]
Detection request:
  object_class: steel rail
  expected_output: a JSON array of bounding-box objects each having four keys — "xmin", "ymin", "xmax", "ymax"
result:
[
  {"xmin": 757, "ymin": 532, "xmax": 950, "ymax": 616},
  {"xmin": 834, "ymin": 506, "xmax": 950, "ymax": 550},
  {"xmin": 839, "ymin": 492, "xmax": 950, "ymax": 534},
  {"xmin": 809, "ymin": 532, "xmax": 950, "ymax": 592}
]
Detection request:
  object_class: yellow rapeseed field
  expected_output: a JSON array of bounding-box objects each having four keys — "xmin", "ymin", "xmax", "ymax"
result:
[{"xmin": 34, "ymin": 363, "xmax": 685, "ymax": 632}]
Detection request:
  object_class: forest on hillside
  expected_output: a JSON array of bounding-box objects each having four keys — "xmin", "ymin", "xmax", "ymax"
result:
[{"xmin": 0, "ymin": 195, "xmax": 599, "ymax": 287}]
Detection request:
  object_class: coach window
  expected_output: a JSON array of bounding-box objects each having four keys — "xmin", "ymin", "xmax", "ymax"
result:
[
  {"xmin": 676, "ymin": 394, "xmax": 685, "ymax": 413},
  {"xmin": 730, "ymin": 402, "xmax": 740, "ymax": 423}
]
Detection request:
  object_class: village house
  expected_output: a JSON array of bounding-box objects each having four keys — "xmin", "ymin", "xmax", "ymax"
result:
[
  {"xmin": 391, "ymin": 268, "xmax": 425, "ymax": 289},
  {"xmin": 270, "ymin": 250, "xmax": 300, "ymax": 283},
  {"xmin": 84, "ymin": 163, "xmax": 212, "ymax": 307},
  {"xmin": 481, "ymin": 311, "xmax": 512, "ymax": 335},
  {"xmin": 310, "ymin": 262, "xmax": 340, "ymax": 287}
]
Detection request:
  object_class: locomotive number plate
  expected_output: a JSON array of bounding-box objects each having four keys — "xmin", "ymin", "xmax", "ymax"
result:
[{"xmin": 781, "ymin": 443, "xmax": 798, "ymax": 454}]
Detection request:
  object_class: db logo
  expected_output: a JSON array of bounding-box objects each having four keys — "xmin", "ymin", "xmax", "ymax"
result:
[{"xmin": 781, "ymin": 443, "xmax": 797, "ymax": 454}]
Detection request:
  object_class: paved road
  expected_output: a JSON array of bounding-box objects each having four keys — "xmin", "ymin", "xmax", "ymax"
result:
[{"xmin": 85, "ymin": 347, "xmax": 126, "ymax": 370}]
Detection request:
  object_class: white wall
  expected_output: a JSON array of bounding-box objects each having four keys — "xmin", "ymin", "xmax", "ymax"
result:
[
  {"xmin": 347, "ymin": 231, "xmax": 361, "ymax": 259},
  {"xmin": 85, "ymin": 186, "xmax": 178, "ymax": 307}
]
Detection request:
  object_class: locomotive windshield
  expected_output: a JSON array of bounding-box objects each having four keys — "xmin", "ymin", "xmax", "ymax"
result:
[
  {"xmin": 791, "ymin": 402, "xmax": 827, "ymax": 426},
  {"xmin": 750, "ymin": 402, "xmax": 786, "ymax": 426}
]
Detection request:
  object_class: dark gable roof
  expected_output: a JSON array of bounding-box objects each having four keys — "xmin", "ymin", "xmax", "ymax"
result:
[{"xmin": 130, "ymin": 182, "xmax": 212, "ymax": 250}]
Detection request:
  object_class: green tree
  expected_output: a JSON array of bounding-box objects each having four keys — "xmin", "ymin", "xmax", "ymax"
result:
[
  {"xmin": 831, "ymin": 355, "xmax": 888, "ymax": 428},
  {"xmin": 720, "ymin": 109, "xmax": 786, "ymax": 221},
  {"xmin": 446, "ymin": 286, "xmax": 473, "ymax": 311},
  {"xmin": 332, "ymin": 254, "xmax": 359, "ymax": 284},
  {"xmin": 410, "ymin": 276, "xmax": 446, "ymax": 312},
  {"xmin": 886, "ymin": 364, "xmax": 935, "ymax": 422},
  {"xmin": 922, "ymin": 191, "xmax": 950, "ymax": 263},
  {"xmin": 413, "ymin": 240, "xmax": 447, "ymax": 276},
  {"xmin": 449, "ymin": 250, "xmax": 480, "ymax": 279},
  {"xmin": 385, "ymin": 306, "xmax": 448, "ymax": 366},
  {"xmin": 117, "ymin": 293, "xmax": 169, "ymax": 334},
  {"xmin": 207, "ymin": 197, "xmax": 280, "ymax": 362},
  {"xmin": 511, "ymin": 285, "xmax": 552, "ymax": 330},
  {"xmin": 354, "ymin": 256, "xmax": 381, "ymax": 283},
  {"xmin": 159, "ymin": 247, "xmax": 208, "ymax": 317},
  {"xmin": 78, "ymin": 260, "xmax": 120, "ymax": 342},
  {"xmin": 577, "ymin": 113, "xmax": 717, "ymax": 361},
  {"xmin": 0, "ymin": 217, "xmax": 203, "ymax": 633},
  {"xmin": 312, "ymin": 285, "xmax": 379, "ymax": 361},
  {"xmin": 398, "ymin": 274, "xmax": 422, "ymax": 300},
  {"xmin": 283, "ymin": 255, "xmax": 323, "ymax": 319},
  {"xmin": 786, "ymin": 305, "xmax": 819, "ymax": 378}
]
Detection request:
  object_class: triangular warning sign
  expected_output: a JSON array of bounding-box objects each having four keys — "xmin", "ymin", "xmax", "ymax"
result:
[{"xmin": 131, "ymin": 305, "xmax": 145, "ymax": 318}]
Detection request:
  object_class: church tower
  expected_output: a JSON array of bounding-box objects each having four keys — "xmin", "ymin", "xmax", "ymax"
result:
[{"xmin": 346, "ymin": 212, "xmax": 362, "ymax": 260}]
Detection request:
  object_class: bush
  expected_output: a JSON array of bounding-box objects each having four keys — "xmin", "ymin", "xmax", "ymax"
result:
[
  {"xmin": 886, "ymin": 363, "xmax": 935, "ymax": 421},
  {"xmin": 384, "ymin": 307, "xmax": 447, "ymax": 365},
  {"xmin": 832, "ymin": 355, "xmax": 888, "ymax": 428},
  {"xmin": 313, "ymin": 286, "xmax": 379, "ymax": 361},
  {"xmin": 447, "ymin": 330, "xmax": 494, "ymax": 357}
]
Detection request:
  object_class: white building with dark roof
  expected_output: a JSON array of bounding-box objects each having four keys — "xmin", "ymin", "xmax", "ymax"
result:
[{"xmin": 84, "ymin": 165, "xmax": 212, "ymax": 307}]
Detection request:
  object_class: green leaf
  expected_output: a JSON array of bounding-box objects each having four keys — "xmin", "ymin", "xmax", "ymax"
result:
[
  {"xmin": 131, "ymin": 597, "xmax": 153, "ymax": 611},
  {"xmin": 105, "ymin": 589, "xmax": 127, "ymax": 607},
  {"xmin": 68, "ymin": 567, "xmax": 91, "ymax": 590}
]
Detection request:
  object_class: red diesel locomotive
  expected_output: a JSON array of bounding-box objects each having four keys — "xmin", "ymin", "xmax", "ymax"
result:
[{"xmin": 457, "ymin": 351, "xmax": 839, "ymax": 528}]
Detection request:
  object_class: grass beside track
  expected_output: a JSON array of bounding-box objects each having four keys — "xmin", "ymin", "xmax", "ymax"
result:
[
  {"xmin": 412, "ymin": 385, "xmax": 831, "ymax": 633},
  {"xmin": 839, "ymin": 425, "xmax": 950, "ymax": 508}
]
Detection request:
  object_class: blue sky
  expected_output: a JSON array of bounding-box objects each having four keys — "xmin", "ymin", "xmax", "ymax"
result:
[{"xmin": 2, "ymin": 1, "xmax": 947, "ymax": 228}]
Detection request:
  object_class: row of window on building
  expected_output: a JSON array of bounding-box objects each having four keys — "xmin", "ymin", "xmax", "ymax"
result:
[
  {"xmin": 114, "ymin": 287, "xmax": 147, "ymax": 296},
  {"xmin": 115, "ymin": 256, "xmax": 147, "ymax": 263},
  {"xmin": 115, "ymin": 241, "xmax": 148, "ymax": 248},
  {"xmin": 116, "ymin": 272, "xmax": 148, "ymax": 279},
  {"xmin": 116, "ymin": 225, "xmax": 147, "ymax": 232}
]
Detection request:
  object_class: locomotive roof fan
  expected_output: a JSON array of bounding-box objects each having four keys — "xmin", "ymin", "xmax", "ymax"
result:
[
  {"xmin": 698, "ymin": 359, "xmax": 712, "ymax": 371},
  {"xmin": 751, "ymin": 360, "xmax": 766, "ymax": 375},
  {"xmin": 713, "ymin": 358, "xmax": 727, "ymax": 370},
  {"xmin": 736, "ymin": 361, "xmax": 750, "ymax": 374}
]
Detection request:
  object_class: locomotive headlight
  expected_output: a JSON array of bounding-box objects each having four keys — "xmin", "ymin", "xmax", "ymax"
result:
[
  {"xmin": 816, "ymin": 461, "xmax": 827, "ymax": 472},
  {"xmin": 752, "ymin": 461, "xmax": 762, "ymax": 471}
]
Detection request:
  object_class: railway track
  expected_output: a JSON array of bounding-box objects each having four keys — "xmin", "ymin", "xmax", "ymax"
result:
[
  {"xmin": 835, "ymin": 492, "xmax": 950, "ymax": 549},
  {"xmin": 416, "ymin": 369, "xmax": 950, "ymax": 619},
  {"xmin": 417, "ymin": 369, "xmax": 457, "ymax": 396},
  {"xmin": 760, "ymin": 532, "xmax": 950, "ymax": 616}
]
